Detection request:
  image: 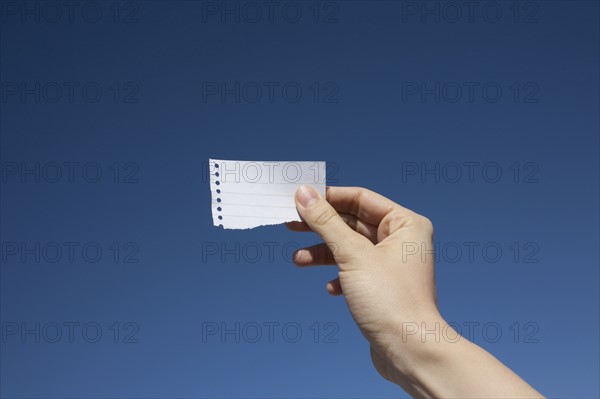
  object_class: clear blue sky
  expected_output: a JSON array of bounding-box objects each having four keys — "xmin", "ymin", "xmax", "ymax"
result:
[{"xmin": 1, "ymin": 1, "xmax": 598, "ymax": 397}]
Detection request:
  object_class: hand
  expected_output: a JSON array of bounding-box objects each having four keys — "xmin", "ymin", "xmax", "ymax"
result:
[
  {"xmin": 287, "ymin": 186, "xmax": 439, "ymax": 382},
  {"xmin": 287, "ymin": 185, "xmax": 543, "ymax": 398}
]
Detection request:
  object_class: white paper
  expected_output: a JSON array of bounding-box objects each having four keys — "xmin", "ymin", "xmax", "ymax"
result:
[{"xmin": 209, "ymin": 159, "xmax": 326, "ymax": 229}]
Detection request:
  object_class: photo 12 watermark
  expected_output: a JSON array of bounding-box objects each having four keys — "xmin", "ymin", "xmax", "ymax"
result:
[
  {"xmin": 207, "ymin": 160, "xmax": 327, "ymax": 184},
  {"xmin": 401, "ymin": 320, "xmax": 540, "ymax": 344},
  {"xmin": 402, "ymin": 241, "xmax": 541, "ymax": 264},
  {"xmin": 199, "ymin": 1, "xmax": 340, "ymax": 24},
  {"xmin": 200, "ymin": 321, "xmax": 340, "ymax": 343},
  {"xmin": 201, "ymin": 81, "xmax": 340, "ymax": 104},
  {"xmin": 1, "ymin": 81, "xmax": 140, "ymax": 104},
  {"xmin": 1, "ymin": 241, "xmax": 141, "ymax": 264},
  {"xmin": 399, "ymin": 161, "xmax": 540, "ymax": 184},
  {"xmin": 1, "ymin": 321, "xmax": 141, "ymax": 344},
  {"xmin": 0, "ymin": 1, "xmax": 141, "ymax": 24},
  {"xmin": 1, "ymin": 161, "xmax": 140, "ymax": 184},
  {"xmin": 401, "ymin": 81, "xmax": 540, "ymax": 104},
  {"xmin": 398, "ymin": 1, "xmax": 540, "ymax": 24},
  {"xmin": 202, "ymin": 161, "xmax": 340, "ymax": 184}
]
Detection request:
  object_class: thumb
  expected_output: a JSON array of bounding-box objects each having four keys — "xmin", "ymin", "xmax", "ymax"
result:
[{"xmin": 295, "ymin": 185, "xmax": 370, "ymax": 265}]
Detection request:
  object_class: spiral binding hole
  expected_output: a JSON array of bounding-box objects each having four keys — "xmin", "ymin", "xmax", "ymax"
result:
[{"xmin": 214, "ymin": 164, "xmax": 223, "ymax": 226}]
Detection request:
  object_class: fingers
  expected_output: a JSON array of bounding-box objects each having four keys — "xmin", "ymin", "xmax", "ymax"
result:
[
  {"xmin": 339, "ymin": 213, "xmax": 379, "ymax": 243},
  {"xmin": 326, "ymin": 277, "xmax": 343, "ymax": 296},
  {"xmin": 292, "ymin": 245, "xmax": 342, "ymax": 296},
  {"xmin": 290, "ymin": 186, "xmax": 402, "ymax": 227},
  {"xmin": 325, "ymin": 186, "xmax": 404, "ymax": 226},
  {"xmin": 293, "ymin": 243, "xmax": 336, "ymax": 266},
  {"xmin": 288, "ymin": 185, "xmax": 418, "ymax": 244},
  {"xmin": 286, "ymin": 213, "xmax": 379, "ymax": 243},
  {"xmin": 325, "ymin": 186, "xmax": 426, "ymax": 240},
  {"xmin": 295, "ymin": 185, "xmax": 372, "ymax": 264}
]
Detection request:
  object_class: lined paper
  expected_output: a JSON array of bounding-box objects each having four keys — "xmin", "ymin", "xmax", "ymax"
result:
[{"xmin": 209, "ymin": 159, "xmax": 326, "ymax": 229}]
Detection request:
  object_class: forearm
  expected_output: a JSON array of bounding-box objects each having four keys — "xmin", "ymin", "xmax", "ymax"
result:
[{"xmin": 384, "ymin": 315, "xmax": 544, "ymax": 398}]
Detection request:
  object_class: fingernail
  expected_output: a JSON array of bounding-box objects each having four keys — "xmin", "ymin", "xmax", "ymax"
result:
[{"xmin": 297, "ymin": 185, "xmax": 318, "ymax": 208}]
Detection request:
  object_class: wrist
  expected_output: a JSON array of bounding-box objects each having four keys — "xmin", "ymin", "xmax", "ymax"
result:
[
  {"xmin": 384, "ymin": 312, "xmax": 462, "ymax": 388},
  {"xmin": 380, "ymin": 314, "xmax": 543, "ymax": 398}
]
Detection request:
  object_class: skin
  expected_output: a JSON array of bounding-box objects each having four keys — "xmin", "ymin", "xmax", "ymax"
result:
[{"xmin": 286, "ymin": 185, "xmax": 544, "ymax": 399}]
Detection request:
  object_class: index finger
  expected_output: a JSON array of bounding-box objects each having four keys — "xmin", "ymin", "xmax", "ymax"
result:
[{"xmin": 325, "ymin": 186, "xmax": 407, "ymax": 226}]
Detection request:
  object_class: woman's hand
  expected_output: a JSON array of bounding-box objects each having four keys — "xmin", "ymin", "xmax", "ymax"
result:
[{"xmin": 287, "ymin": 185, "xmax": 543, "ymax": 398}]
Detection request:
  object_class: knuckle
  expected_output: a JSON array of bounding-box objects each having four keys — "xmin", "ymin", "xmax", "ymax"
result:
[
  {"xmin": 419, "ymin": 215, "xmax": 434, "ymax": 233},
  {"xmin": 387, "ymin": 209, "xmax": 407, "ymax": 225},
  {"xmin": 352, "ymin": 186, "xmax": 373, "ymax": 200},
  {"xmin": 313, "ymin": 207, "xmax": 338, "ymax": 227}
]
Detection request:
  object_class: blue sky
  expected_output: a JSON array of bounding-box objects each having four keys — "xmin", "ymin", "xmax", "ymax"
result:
[{"xmin": 1, "ymin": 1, "xmax": 599, "ymax": 397}]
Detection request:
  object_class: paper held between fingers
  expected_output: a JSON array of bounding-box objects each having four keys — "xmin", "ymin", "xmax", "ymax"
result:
[{"xmin": 209, "ymin": 159, "xmax": 326, "ymax": 230}]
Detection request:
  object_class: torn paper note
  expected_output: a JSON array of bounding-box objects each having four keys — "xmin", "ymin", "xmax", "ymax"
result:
[{"xmin": 209, "ymin": 159, "xmax": 326, "ymax": 229}]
